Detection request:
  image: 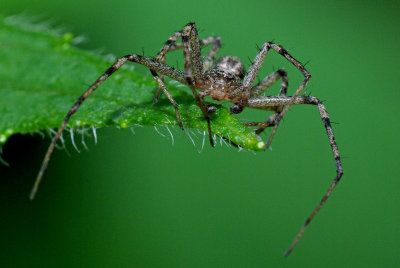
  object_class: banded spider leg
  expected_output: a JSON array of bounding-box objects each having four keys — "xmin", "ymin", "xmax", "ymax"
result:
[
  {"xmin": 246, "ymin": 95, "xmax": 343, "ymax": 256},
  {"xmin": 30, "ymin": 54, "xmax": 190, "ymax": 199}
]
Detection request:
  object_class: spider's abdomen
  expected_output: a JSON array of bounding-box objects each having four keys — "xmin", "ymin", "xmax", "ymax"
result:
[{"xmin": 215, "ymin": 56, "xmax": 245, "ymax": 79}]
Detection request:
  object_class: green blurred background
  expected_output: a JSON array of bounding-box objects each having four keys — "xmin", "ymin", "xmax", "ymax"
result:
[{"xmin": 1, "ymin": 0, "xmax": 399, "ymax": 267}]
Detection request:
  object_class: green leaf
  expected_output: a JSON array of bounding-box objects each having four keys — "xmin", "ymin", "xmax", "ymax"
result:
[{"xmin": 0, "ymin": 15, "xmax": 265, "ymax": 154}]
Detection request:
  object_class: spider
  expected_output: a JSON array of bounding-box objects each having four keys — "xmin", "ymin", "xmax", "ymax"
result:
[{"xmin": 30, "ymin": 22, "xmax": 343, "ymax": 257}]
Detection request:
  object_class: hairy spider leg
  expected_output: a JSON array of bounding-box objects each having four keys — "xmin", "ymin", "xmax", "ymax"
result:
[
  {"xmin": 250, "ymin": 68, "xmax": 288, "ymax": 97},
  {"xmin": 228, "ymin": 43, "xmax": 286, "ymax": 129},
  {"xmin": 244, "ymin": 69, "xmax": 289, "ymax": 132},
  {"xmin": 152, "ymin": 34, "xmax": 221, "ymax": 103},
  {"xmin": 156, "ymin": 36, "xmax": 222, "ymax": 71},
  {"xmin": 149, "ymin": 24, "xmax": 221, "ymax": 146},
  {"xmin": 151, "ymin": 30, "xmax": 182, "ymax": 103},
  {"xmin": 150, "ymin": 71, "xmax": 185, "ymax": 129},
  {"xmin": 158, "ymin": 35, "xmax": 222, "ymax": 65},
  {"xmin": 263, "ymin": 43, "xmax": 311, "ymax": 149},
  {"xmin": 202, "ymin": 36, "xmax": 222, "ymax": 71},
  {"xmin": 154, "ymin": 35, "xmax": 221, "ymax": 116},
  {"xmin": 228, "ymin": 43, "xmax": 270, "ymax": 103},
  {"xmin": 30, "ymin": 54, "xmax": 189, "ymax": 199},
  {"xmin": 182, "ymin": 22, "xmax": 214, "ymax": 146},
  {"xmin": 247, "ymin": 95, "xmax": 343, "ymax": 257}
]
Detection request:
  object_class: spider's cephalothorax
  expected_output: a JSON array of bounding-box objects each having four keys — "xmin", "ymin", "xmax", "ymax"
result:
[
  {"xmin": 198, "ymin": 56, "xmax": 246, "ymax": 103},
  {"xmin": 31, "ymin": 22, "xmax": 343, "ymax": 258}
]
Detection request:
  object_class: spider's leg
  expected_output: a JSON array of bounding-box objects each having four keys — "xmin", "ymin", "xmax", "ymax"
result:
[
  {"xmin": 264, "ymin": 42, "xmax": 311, "ymax": 149},
  {"xmin": 247, "ymin": 95, "xmax": 343, "ymax": 257},
  {"xmin": 182, "ymin": 22, "xmax": 214, "ymax": 146},
  {"xmin": 182, "ymin": 23, "xmax": 204, "ymax": 81},
  {"xmin": 248, "ymin": 68, "xmax": 289, "ymax": 134},
  {"xmin": 163, "ymin": 36, "xmax": 221, "ymax": 53},
  {"xmin": 155, "ymin": 35, "xmax": 221, "ymax": 64},
  {"xmin": 130, "ymin": 55, "xmax": 189, "ymax": 130},
  {"xmin": 250, "ymin": 68, "xmax": 288, "ymax": 97},
  {"xmin": 151, "ymin": 70, "xmax": 184, "ymax": 130},
  {"xmin": 154, "ymin": 32, "xmax": 221, "ymax": 117},
  {"xmin": 229, "ymin": 42, "xmax": 270, "ymax": 105},
  {"xmin": 202, "ymin": 36, "xmax": 221, "ymax": 71},
  {"xmin": 30, "ymin": 56, "xmax": 130, "ymax": 199},
  {"xmin": 31, "ymin": 54, "xmax": 188, "ymax": 199},
  {"xmin": 152, "ymin": 33, "xmax": 221, "ymax": 102},
  {"xmin": 151, "ymin": 30, "xmax": 182, "ymax": 103},
  {"xmin": 130, "ymin": 54, "xmax": 188, "ymax": 84}
]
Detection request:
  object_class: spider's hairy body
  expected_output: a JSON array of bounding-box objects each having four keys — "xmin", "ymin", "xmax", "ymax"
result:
[
  {"xmin": 196, "ymin": 55, "xmax": 246, "ymax": 102},
  {"xmin": 213, "ymin": 56, "xmax": 246, "ymax": 79},
  {"xmin": 31, "ymin": 22, "xmax": 343, "ymax": 258},
  {"xmin": 199, "ymin": 68, "xmax": 243, "ymax": 102}
]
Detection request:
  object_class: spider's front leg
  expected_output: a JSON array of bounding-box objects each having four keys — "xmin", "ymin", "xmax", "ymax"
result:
[
  {"xmin": 182, "ymin": 22, "xmax": 215, "ymax": 146},
  {"xmin": 151, "ymin": 30, "xmax": 221, "ymax": 103},
  {"xmin": 229, "ymin": 42, "xmax": 270, "ymax": 108},
  {"xmin": 229, "ymin": 43, "xmax": 283, "ymax": 128}
]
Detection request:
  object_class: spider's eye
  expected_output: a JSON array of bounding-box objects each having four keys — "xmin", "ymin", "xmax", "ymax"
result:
[{"xmin": 230, "ymin": 104, "xmax": 243, "ymax": 114}]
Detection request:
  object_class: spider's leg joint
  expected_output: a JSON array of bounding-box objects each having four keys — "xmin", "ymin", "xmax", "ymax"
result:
[
  {"xmin": 164, "ymin": 39, "xmax": 175, "ymax": 46},
  {"xmin": 277, "ymin": 68, "xmax": 287, "ymax": 76},
  {"xmin": 128, "ymin": 54, "xmax": 142, "ymax": 62},
  {"xmin": 279, "ymin": 47, "xmax": 288, "ymax": 55},
  {"xmin": 182, "ymin": 35, "xmax": 189, "ymax": 43},
  {"xmin": 105, "ymin": 66, "xmax": 116, "ymax": 75}
]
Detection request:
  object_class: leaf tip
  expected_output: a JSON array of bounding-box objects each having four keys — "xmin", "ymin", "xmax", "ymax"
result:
[{"xmin": 256, "ymin": 141, "xmax": 265, "ymax": 150}]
